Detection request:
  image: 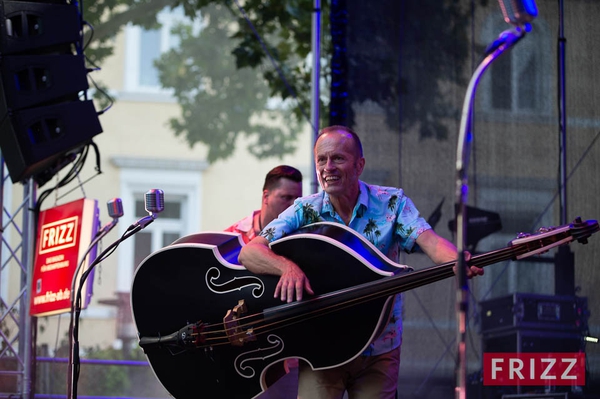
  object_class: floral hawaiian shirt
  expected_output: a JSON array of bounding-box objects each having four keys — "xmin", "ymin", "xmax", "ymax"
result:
[{"xmin": 260, "ymin": 180, "xmax": 431, "ymax": 356}]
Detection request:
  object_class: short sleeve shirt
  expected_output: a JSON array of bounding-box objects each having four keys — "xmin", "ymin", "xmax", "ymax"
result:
[
  {"xmin": 224, "ymin": 210, "xmax": 260, "ymax": 244},
  {"xmin": 259, "ymin": 181, "xmax": 431, "ymax": 356}
]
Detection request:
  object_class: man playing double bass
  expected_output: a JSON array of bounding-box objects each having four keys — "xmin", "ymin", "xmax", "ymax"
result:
[{"xmin": 239, "ymin": 125, "xmax": 483, "ymax": 398}]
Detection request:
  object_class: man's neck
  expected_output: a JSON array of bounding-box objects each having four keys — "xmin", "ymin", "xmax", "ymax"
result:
[
  {"xmin": 253, "ymin": 210, "xmax": 263, "ymax": 234},
  {"xmin": 329, "ymin": 184, "xmax": 360, "ymax": 226}
]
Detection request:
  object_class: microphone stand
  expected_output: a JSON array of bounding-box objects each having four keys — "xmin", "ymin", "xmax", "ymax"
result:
[
  {"xmin": 67, "ymin": 217, "xmax": 120, "ymax": 399},
  {"xmin": 67, "ymin": 215, "xmax": 157, "ymax": 399},
  {"xmin": 454, "ymin": 25, "xmax": 527, "ymax": 399}
]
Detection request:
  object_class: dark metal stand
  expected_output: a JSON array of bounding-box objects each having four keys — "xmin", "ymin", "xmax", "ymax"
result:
[
  {"xmin": 554, "ymin": 0, "xmax": 575, "ymax": 296},
  {"xmin": 310, "ymin": 0, "xmax": 321, "ymax": 194}
]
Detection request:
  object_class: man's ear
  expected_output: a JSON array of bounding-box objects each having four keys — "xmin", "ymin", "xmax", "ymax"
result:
[
  {"xmin": 262, "ymin": 189, "xmax": 269, "ymax": 204},
  {"xmin": 357, "ymin": 156, "xmax": 366, "ymax": 176}
]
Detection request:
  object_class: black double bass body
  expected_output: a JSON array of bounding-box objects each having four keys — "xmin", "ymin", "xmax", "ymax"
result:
[
  {"xmin": 131, "ymin": 222, "xmax": 404, "ymax": 399},
  {"xmin": 130, "ymin": 218, "xmax": 599, "ymax": 399}
]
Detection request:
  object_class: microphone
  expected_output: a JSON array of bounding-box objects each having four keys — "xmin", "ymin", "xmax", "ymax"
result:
[
  {"xmin": 133, "ymin": 189, "xmax": 165, "ymax": 229},
  {"xmin": 484, "ymin": 26, "xmax": 527, "ymax": 56},
  {"xmin": 144, "ymin": 189, "xmax": 165, "ymax": 215},
  {"xmin": 498, "ymin": 0, "xmax": 538, "ymax": 26},
  {"xmin": 95, "ymin": 198, "xmax": 124, "ymax": 237},
  {"xmin": 107, "ymin": 198, "xmax": 124, "ymax": 219},
  {"xmin": 484, "ymin": 0, "xmax": 538, "ymax": 56}
]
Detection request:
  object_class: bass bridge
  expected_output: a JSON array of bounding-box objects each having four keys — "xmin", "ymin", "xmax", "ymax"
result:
[{"xmin": 223, "ymin": 299, "xmax": 256, "ymax": 346}]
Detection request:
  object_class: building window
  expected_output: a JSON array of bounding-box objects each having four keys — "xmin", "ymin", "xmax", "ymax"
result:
[
  {"xmin": 131, "ymin": 196, "xmax": 186, "ymax": 275},
  {"xmin": 110, "ymin": 158, "xmax": 207, "ymax": 294},
  {"xmin": 479, "ymin": 16, "xmax": 551, "ymax": 116},
  {"xmin": 123, "ymin": 7, "xmax": 198, "ymax": 96},
  {"xmin": 138, "ymin": 28, "xmax": 163, "ymax": 88},
  {"xmin": 88, "ymin": 158, "xmax": 206, "ymax": 346}
]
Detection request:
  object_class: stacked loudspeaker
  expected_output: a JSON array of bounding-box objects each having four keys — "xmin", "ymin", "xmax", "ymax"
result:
[
  {"xmin": 0, "ymin": 0, "xmax": 102, "ymax": 186},
  {"xmin": 479, "ymin": 293, "xmax": 589, "ymax": 398}
]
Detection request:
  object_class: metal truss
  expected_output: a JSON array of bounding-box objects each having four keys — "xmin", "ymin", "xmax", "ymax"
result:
[{"xmin": 0, "ymin": 155, "xmax": 36, "ymax": 399}]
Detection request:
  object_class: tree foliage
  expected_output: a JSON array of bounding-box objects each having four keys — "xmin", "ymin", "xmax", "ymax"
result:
[
  {"xmin": 83, "ymin": 0, "xmax": 485, "ymax": 161},
  {"xmin": 154, "ymin": 3, "xmax": 320, "ymax": 162},
  {"xmin": 84, "ymin": 0, "xmax": 328, "ymax": 164}
]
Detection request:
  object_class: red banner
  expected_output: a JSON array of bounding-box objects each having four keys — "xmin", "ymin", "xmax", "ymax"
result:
[
  {"xmin": 30, "ymin": 198, "xmax": 100, "ymax": 317},
  {"xmin": 483, "ymin": 352, "xmax": 586, "ymax": 386}
]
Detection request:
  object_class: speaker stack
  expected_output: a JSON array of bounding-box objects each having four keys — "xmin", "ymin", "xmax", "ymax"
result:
[
  {"xmin": 0, "ymin": 0, "xmax": 102, "ymax": 186},
  {"xmin": 477, "ymin": 293, "xmax": 590, "ymax": 399}
]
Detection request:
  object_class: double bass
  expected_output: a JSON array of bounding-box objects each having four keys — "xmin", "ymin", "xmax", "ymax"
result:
[{"xmin": 131, "ymin": 219, "xmax": 598, "ymax": 398}]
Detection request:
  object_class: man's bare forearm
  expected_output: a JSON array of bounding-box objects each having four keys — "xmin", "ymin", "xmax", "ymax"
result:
[
  {"xmin": 417, "ymin": 229, "xmax": 458, "ymax": 264},
  {"xmin": 239, "ymin": 236, "xmax": 289, "ymax": 276}
]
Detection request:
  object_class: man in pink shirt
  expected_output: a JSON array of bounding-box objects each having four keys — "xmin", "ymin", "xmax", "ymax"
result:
[{"xmin": 225, "ymin": 165, "xmax": 303, "ymax": 243}]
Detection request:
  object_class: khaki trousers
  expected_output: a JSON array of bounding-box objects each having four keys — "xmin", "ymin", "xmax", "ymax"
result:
[{"xmin": 297, "ymin": 346, "xmax": 400, "ymax": 399}]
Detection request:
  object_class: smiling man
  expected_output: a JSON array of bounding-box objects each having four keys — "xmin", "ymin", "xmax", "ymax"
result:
[{"xmin": 239, "ymin": 125, "xmax": 483, "ymax": 399}]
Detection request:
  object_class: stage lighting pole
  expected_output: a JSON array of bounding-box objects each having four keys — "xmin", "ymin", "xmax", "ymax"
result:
[
  {"xmin": 554, "ymin": 0, "xmax": 575, "ymax": 296},
  {"xmin": 557, "ymin": 0, "xmax": 567, "ymax": 227},
  {"xmin": 310, "ymin": 0, "xmax": 321, "ymax": 194}
]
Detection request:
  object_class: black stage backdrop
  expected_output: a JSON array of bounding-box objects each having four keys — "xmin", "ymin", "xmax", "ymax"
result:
[{"xmin": 334, "ymin": 0, "xmax": 600, "ymax": 397}]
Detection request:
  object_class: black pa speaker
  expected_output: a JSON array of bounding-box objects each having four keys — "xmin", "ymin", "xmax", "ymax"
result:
[
  {"xmin": 0, "ymin": 0, "xmax": 103, "ymax": 185},
  {"xmin": 0, "ymin": 0, "xmax": 81, "ymax": 55},
  {"xmin": 0, "ymin": 100, "xmax": 102, "ymax": 185}
]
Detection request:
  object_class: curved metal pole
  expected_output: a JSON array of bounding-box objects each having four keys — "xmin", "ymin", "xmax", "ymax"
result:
[
  {"xmin": 454, "ymin": 25, "xmax": 527, "ymax": 399},
  {"xmin": 310, "ymin": 0, "xmax": 321, "ymax": 194}
]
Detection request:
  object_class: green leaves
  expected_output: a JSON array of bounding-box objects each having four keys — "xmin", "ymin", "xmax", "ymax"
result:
[
  {"xmin": 83, "ymin": 0, "xmax": 482, "ymax": 162},
  {"xmin": 84, "ymin": 0, "xmax": 325, "ymax": 164},
  {"xmin": 154, "ymin": 4, "xmax": 303, "ymax": 162}
]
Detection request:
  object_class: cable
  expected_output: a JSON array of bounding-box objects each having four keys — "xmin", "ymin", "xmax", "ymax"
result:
[
  {"xmin": 531, "ymin": 129, "xmax": 600, "ymax": 230},
  {"xmin": 39, "ymin": 142, "xmax": 102, "ymax": 208},
  {"xmin": 86, "ymin": 72, "xmax": 115, "ymax": 116},
  {"xmin": 79, "ymin": 18, "xmax": 115, "ymax": 116},
  {"xmin": 82, "ymin": 20, "xmax": 95, "ymax": 51}
]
